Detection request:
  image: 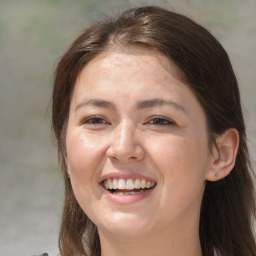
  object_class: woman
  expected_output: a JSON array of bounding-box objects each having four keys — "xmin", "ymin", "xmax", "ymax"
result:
[{"xmin": 51, "ymin": 6, "xmax": 256, "ymax": 256}]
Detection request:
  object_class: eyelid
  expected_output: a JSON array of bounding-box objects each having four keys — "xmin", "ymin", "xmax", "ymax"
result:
[
  {"xmin": 145, "ymin": 116, "xmax": 176, "ymax": 126},
  {"xmin": 80, "ymin": 115, "xmax": 110, "ymax": 125}
]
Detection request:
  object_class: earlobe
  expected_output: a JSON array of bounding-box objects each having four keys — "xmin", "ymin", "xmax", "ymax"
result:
[{"xmin": 205, "ymin": 128, "xmax": 239, "ymax": 181}]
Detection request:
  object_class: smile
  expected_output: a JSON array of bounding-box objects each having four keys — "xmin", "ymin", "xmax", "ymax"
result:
[{"xmin": 102, "ymin": 178, "xmax": 156, "ymax": 195}]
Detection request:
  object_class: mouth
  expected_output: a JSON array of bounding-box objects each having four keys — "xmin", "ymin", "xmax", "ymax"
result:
[{"xmin": 101, "ymin": 178, "xmax": 157, "ymax": 195}]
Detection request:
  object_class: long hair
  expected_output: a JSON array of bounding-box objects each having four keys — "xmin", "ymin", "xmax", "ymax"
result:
[{"xmin": 51, "ymin": 6, "xmax": 256, "ymax": 256}]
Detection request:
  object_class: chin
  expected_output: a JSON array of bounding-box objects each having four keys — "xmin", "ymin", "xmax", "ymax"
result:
[{"xmin": 96, "ymin": 212, "xmax": 154, "ymax": 238}]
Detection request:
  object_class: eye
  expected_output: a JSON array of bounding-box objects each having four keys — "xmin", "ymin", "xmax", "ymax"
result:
[
  {"xmin": 82, "ymin": 116, "xmax": 109, "ymax": 125},
  {"xmin": 147, "ymin": 116, "xmax": 174, "ymax": 126}
]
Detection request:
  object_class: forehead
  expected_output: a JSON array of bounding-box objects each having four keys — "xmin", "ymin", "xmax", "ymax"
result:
[
  {"xmin": 71, "ymin": 49, "xmax": 206, "ymax": 122},
  {"xmin": 72, "ymin": 50, "xmax": 185, "ymax": 105},
  {"xmin": 76, "ymin": 47, "xmax": 184, "ymax": 85}
]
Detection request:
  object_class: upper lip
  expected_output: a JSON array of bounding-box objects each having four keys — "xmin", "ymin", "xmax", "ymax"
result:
[{"xmin": 99, "ymin": 172, "xmax": 156, "ymax": 183}]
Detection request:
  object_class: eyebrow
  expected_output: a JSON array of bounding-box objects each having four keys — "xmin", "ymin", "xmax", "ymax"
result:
[
  {"xmin": 136, "ymin": 98, "xmax": 186, "ymax": 114},
  {"xmin": 75, "ymin": 98, "xmax": 186, "ymax": 115},
  {"xmin": 75, "ymin": 99, "xmax": 115, "ymax": 111}
]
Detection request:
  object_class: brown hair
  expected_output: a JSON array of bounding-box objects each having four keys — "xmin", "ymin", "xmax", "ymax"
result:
[{"xmin": 52, "ymin": 6, "xmax": 256, "ymax": 256}]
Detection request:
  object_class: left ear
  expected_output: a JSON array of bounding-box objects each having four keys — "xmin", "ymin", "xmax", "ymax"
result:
[{"xmin": 205, "ymin": 128, "xmax": 239, "ymax": 181}]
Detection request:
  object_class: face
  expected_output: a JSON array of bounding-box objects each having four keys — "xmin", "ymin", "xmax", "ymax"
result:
[{"xmin": 66, "ymin": 49, "xmax": 212, "ymax": 240}]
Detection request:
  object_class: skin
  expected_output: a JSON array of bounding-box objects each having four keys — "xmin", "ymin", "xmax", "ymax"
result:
[{"xmin": 65, "ymin": 48, "xmax": 239, "ymax": 256}]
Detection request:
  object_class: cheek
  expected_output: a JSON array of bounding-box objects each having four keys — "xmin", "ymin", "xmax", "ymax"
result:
[
  {"xmin": 66, "ymin": 131, "xmax": 108, "ymax": 211},
  {"xmin": 149, "ymin": 133, "xmax": 209, "ymax": 193},
  {"xmin": 150, "ymin": 135, "xmax": 207, "ymax": 171},
  {"xmin": 149, "ymin": 135, "xmax": 208, "ymax": 219},
  {"xmin": 66, "ymin": 131, "xmax": 106, "ymax": 181}
]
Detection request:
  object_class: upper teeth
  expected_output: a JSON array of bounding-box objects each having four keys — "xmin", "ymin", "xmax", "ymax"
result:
[{"xmin": 103, "ymin": 178, "xmax": 156, "ymax": 190}]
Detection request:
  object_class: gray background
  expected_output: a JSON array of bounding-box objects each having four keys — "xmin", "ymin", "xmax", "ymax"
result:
[{"xmin": 0, "ymin": 0, "xmax": 255, "ymax": 255}]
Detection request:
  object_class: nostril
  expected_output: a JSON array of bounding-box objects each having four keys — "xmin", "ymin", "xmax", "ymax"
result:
[{"xmin": 106, "ymin": 143, "xmax": 145, "ymax": 162}]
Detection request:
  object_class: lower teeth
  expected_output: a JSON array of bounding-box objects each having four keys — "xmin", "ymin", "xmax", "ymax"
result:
[
  {"xmin": 110, "ymin": 189, "xmax": 147, "ymax": 195},
  {"xmin": 116, "ymin": 191, "xmax": 139, "ymax": 195}
]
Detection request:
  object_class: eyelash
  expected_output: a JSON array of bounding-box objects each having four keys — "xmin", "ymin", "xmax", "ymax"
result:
[
  {"xmin": 146, "ymin": 116, "xmax": 175, "ymax": 126},
  {"xmin": 81, "ymin": 116, "xmax": 175, "ymax": 127},
  {"xmin": 81, "ymin": 116, "xmax": 109, "ymax": 125}
]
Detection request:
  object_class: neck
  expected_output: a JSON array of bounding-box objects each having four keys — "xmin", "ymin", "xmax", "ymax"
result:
[{"xmin": 98, "ymin": 223, "xmax": 202, "ymax": 256}]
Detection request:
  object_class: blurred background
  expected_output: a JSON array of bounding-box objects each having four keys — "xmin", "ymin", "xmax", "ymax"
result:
[{"xmin": 0, "ymin": 0, "xmax": 255, "ymax": 255}]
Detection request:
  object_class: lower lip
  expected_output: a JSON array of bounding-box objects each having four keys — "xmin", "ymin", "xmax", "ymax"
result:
[{"xmin": 100, "ymin": 186, "xmax": 155, "ymax": 204}]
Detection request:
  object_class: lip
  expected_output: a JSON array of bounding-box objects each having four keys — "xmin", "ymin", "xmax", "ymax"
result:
[{"xmin": 99, "ymin": 172, "xmax": 157, "ymax": 204}]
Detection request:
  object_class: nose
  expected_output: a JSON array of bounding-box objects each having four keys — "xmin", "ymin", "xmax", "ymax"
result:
[{"xmin": 106, "ymin": 121, "xmax": 145, "ymax": 162}]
